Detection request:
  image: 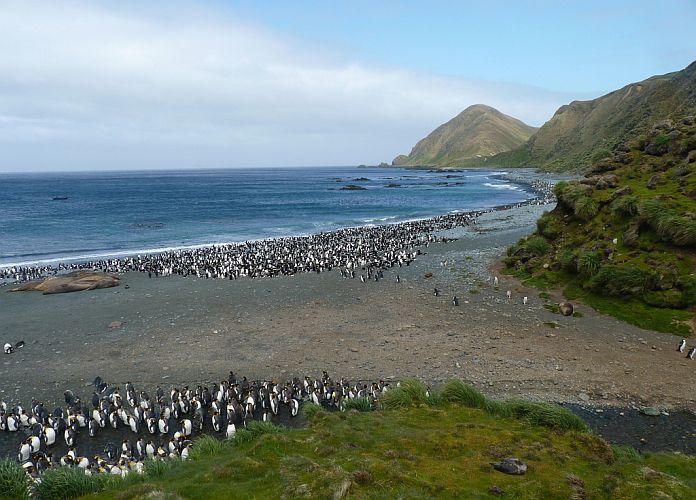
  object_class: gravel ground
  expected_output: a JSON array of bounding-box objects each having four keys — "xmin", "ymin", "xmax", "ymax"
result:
[{"xmin": 1, "ymin": 203, "xmax": 694, "ymax": 414}]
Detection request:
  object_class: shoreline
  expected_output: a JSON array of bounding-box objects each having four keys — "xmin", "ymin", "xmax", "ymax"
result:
[
  {"xmin": 2, "ymin": 201, "xmax": 695, "ymax": 456},
  {"xmin": 1, "ymin": 172, "xmax": 555, "ymax": 282}
]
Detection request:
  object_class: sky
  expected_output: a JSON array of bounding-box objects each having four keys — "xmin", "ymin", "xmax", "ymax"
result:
[{"xmin": 0, "ymin": 0, "xmax": 694, "ymax": 172}]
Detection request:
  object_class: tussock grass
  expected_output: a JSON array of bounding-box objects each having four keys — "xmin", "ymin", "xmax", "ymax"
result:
[
  {"xmin": 342, "ymin": 397, "xmax": 373, "ymax": 412},
  {"xmin": 577, "ymin": 251, "xmax": 602, "ymax": 277},
  {"xmin": 0, "ymin": 459, "xmax": 28, "ymax": 500},
  {"xmin": 301, "ymin": 402, "xmax": 325, "ymax": 420},
  {"xmin": 524, "ymin": 235, "xmax": 551, "ymax": 256},
  {"xmin": 380, "ymin": 379, "xmax": 432, "ymax": 409},
  {"xmin": 610, "ymin": 195, "xmax": 639, "ymax": 216},
  {"xmin": 34, "ymin": 466, "xmax": 114, "ymax": 500},
  {"xmin": 499, "ymin": 399, "xmax": 588, "ymax": 432},
  {"xmin": 574, "ymin": 196, "xmax": 599, "ymax": 220},
  {"xmin": 143, "ymin": 458, "xmax": 178, "ymax": 479},
  {"xmin": 188, "ymin": 434, "xmax": 225, "ymax": 460},
  {"xmin": 440, "ymin": 380, "xmax": 487, "ymax": 408},
  {"xmin": 612, "ymin": 445, "xmax": 642, "ymax": 464}
]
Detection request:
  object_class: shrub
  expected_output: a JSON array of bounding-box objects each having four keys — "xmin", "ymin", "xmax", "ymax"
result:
[
  {"xmin": 0, "ymin": 459, "xmax": 28, "ymax": 500},
  {"xmin": 524, "ymin": 236, "xmax": 551, "ymax": 257},
  {"xmin": 639, "ymin": 200, "xmax": 696, "ymax": 246},
  {"xmin": 610, "ymin": 195, "xmax": 639, "ymax": 217},
  {"xmin": 34, "ymin": 467, "xmax": 115, "ymax": 499},
  {"xmin": 587, "ymin": 265, "xmax": 650, "ymax": 296},
  {"xmin": 246, "ymin": 421, "xmax": 283, "ymax": 438},
  {"xmin": 143, "ymin": 458, "xmax": 177, "ymax": 479},
  {"xmin": 342, "ymin": 397, "xmax": 373, "ymax": 412},
  {"xmin": 440, "ymin": 380, "xmax": 487, "ymax": 408},
  {"xmin": 536, "ymin": 212, "xmax": 560, "ymax": 239},
  {"xmin": 577, "ymin": 251, "xmax": 602, "ymax": 277},
  {"xmin": 574, "ymin": 196, "xmax": 599, "ymax": 220}
]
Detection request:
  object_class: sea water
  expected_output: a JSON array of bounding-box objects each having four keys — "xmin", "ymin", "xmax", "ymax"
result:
[{"xmin": 0, "ymin": 167, "xmax": 533, "ymax": 267}]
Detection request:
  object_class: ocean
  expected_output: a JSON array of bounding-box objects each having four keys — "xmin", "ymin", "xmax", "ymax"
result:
[{"xmin": 0, "ymin": 167, "xmax": 534, "ymax": 267}]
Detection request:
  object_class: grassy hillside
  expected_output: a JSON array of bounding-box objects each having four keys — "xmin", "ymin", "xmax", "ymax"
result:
[
  {"xmin": 490, "ymin": 61, "xmax": 696, "ymax": 172},
  {"xmin": 392, "ymin": 104, "xmax": 537, "ymax": 167},
  {"xmin": 503, "ymin": 117, "xmax": 696, "ymax": 333},
  {"xmin": 2, "ymin": 380, "xmax": 690, "ymax": 499}
]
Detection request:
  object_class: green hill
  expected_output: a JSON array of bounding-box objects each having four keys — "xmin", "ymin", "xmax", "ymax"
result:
[
  {"xmin": 492, "ymin": 61, "xmax": 696, "ymax": 172},
  {"xmin": 504, "ymin": 116, "xmax": 696, "ymax": 333},
  {"xmin": 392, "ymin": 104, "xmax": 537, "ymax": 167}
]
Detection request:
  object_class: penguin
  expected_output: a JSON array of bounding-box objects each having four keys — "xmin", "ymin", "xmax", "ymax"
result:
[
  {"xmin": 493, "ymin": 276, "xmax": 499, "ymax": 286},
  {"xmin": 225, "ymin": 422, "xmax": 236, "ymax": 439},
  {"xmin": 396, "ymin": 275, "xmax": 400, "ymax": 283},
  {"xmin": 28, "ymin": 435, "xmax": 40, "ymax": 452},
  {"xmin": 678, "ymin": 339, "xmax": 687, "ymax": 353},
  {"xmin": 3, "ymin": 343, "xmax": 13, "ymax": 354},
  {"xmin": 687, "ymin": 347, "xmax": 696, "ymax": 360},
  {"xmin": 18, "ymin": 439, "xmax": 32, "ymax": 462},
  {"xmin": 452, "ymin": 296, "xmax": 459, "ymax": 306},
  {"xmin": 433, "ymin": 288, "xmax": 439, "ymax": 297},
  {"xmin": 290, "ymin": 398, "xmax": 300, "ymax": 417},
  {"xmin": 64, "ymin": 427, "xmax": 76, "ymax": 446},
  {"xmin": 42, "ymin": 426, "xmax": 56, "ymax": 446},
  {"xmin": 158, "ymin": 416, "xmax": 169, "ymax": 434},
  {"xmin": 523, "ymin": 296, "xmax": 528, "ymax": 305},
  {"xmin": 212, "ymin": 412, "xmax": 222, "ymax": 432},
  {"xmin": 506, "ymin": 290, "xmax": 512, "ymax": 299},
  {"xmin": 181, "ymin": 418, "xmax": 193, "ymax": 437},
  {"xmin": 88, "ymin": 418, "xmax": 98, "ymax": 437}
]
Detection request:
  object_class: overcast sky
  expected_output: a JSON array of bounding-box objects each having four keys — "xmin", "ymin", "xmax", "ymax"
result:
[{"xmin": 1, "ymin": 0, "xmax": 694, "ymax": 172}]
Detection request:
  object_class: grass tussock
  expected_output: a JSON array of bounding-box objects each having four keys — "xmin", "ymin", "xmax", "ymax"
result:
[
  {"xmin": 379, "ymin": 379, "xmax": 432, "ymax": 409},
  {"xmin": 301, "ymin": 402, "xmax": 326, "ymax": 421},
  {"xmin": 0, "ymin": 459, "xmax": 28, "ymax": 500},
  {"xmin": 342, "ymin": 396, "xmax": 373, "ymax": 412},
  {"xmin": 188, "ymin": 434, "xmax": 225, "ymax": 460},
  {"xmin": 34, "ymin": 466, "xmax": 115, "ymax": 500}
]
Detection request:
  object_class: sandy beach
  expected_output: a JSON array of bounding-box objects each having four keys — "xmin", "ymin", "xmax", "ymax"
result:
[{"xmin": 1, "ymin": 202, "xmax": 694, "ymax": 417}]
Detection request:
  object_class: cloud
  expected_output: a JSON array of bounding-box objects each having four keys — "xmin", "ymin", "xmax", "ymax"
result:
[{"xmin": 0, "ymin": 1, "xmax": 585, "ymax": 171}]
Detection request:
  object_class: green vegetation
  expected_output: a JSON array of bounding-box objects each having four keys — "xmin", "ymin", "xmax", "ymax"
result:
[
  {"xmin": 504, "ymin": 117, "xmax": 696, "ymax": 334},
  {"xmin": 489, "ymin": 61, "xmax": 696, "ymax": 172},
  {"xmin": 35, "ymin": 467, "xmax": 116, "ymax": 500},
  {"xmin": 0, "ymin": 459, "xmax": 29, "ymax": 500},
  {"xmin": 71, "ymin": 381, "xmax": 694, "ymax": 499},
  {"xmin": 392, "ymin": 104, "xmax": 537, "ymax": 167}
]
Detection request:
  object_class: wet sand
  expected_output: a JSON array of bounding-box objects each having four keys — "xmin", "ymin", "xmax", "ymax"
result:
[{"xmin": 1, "ymin": 203, "xmax": 695, "ymax": 415}]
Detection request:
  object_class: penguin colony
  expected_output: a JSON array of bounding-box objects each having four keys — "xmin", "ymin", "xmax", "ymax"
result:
[
  {"xmin": 677, "ymin": 338, "xmax": 696, "ymax": 359},
  {"xmin": 1, "ymin": 184, "xmax": 554, "ymax": 284},
  {"xmin": 1, "ymin": 372, "xmax": 390, "ymax": 482}
]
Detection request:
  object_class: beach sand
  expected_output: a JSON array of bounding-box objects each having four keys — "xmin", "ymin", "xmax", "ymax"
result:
[{"xmin": 1, "ymin": 203, "xmax": 694, "ymax": 413}]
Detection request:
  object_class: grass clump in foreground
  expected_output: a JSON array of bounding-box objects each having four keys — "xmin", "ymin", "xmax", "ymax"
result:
[
  {"xmin": 81, "ymin": 381, "xmax": 696, "ymax": 500},
  {"xmin": 0, "ymin": 459, "xmax": 29, "ymax": 500}
]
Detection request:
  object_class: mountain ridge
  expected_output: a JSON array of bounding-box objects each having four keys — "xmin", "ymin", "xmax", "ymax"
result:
[{"xmin": 392, "ymin": 104, "xmax": 537, "ymax": 167}]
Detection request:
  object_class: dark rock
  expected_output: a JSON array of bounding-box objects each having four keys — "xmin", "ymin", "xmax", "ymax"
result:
[
  {"xmin": 652, "ymin": 119, "xmax": 673, "ymax": 131},
  {"xmin": 559, "ymin": 302, "xmax": 574, "ymax": 316},
  {"xmin": 488, "ymin": 486, "xmax": 505, "ymax": 496},
  {"xmin": 640, "ymin": 406, "xmax": 661, "ymax": 417},
  {"xmin": 687, "ymin": 150, "xmax": 696, "ymax": 163},
  {"xmin": 340, "ymin": 185, "xmax": 367, "ymax": 191},
  {"xmin": 595, "ymin": 174, "xmax": 619, "ymax": 189},
  {"xmin": 646, "ymin": 175, "xmax": 660, "ymax": 189},
  {"xmin": 589, "ymin": 158, "xmax": 616, "ymax": 173},
  {"xmin": 384, "ymin": 183, "xmax": 402, "ymax": 188},
  {"xmin": 611, "ymin": 185, "xmax": 633, "ymax": 199},
  {"xmin": 491, "ymin": 458, "xmax": 527, "ymax": 475},
  {"xmin": 352, "ymin": 177, "xmax": 370, "ymax": 181}
]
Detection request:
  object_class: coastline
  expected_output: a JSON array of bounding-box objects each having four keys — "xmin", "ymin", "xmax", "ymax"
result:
[{"xmin": 2, "ymin": 202, "xmax": 695, "ymax": 440}]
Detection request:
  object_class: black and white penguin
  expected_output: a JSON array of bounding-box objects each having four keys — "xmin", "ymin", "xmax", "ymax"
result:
[
  {"xmin": 88, "ymin": 418, "xmax": 98, "ymax": 437},
  {"xmin": 3, "ymin": 343, "xmax": 13, "ymax": 354},
  {"xmin": 225, "ymin": 422, "xmax": 236, "ymax": 439},
  {"xmin": 678, "ymin": 339, "xmax": 687, "ymax": 353},
  {"xmin": 452, "ymin": 296, "xmax": 459, "ymax": 306},
  {"xmin": 433, "ymin": 288, "xmax": 439, "ymax": 297},
  {"xmin": 687, "ymin": 347, "xmax": 696, "ymax": 360},
  {"xmin": 212, "ymin": 412, "xmax": 222, "ymax": 432}
]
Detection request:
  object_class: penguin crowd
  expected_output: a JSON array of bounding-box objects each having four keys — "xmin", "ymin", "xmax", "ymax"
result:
[
  {"xmin": 1, "ymin": 371, "xmax": 390, "ymax": 483},
  {"xmin": 1, "ymin": 186, "xmax": 555, "ymax": 285},
  {"xmin": 677, "ymin": 338, "xmax": 696, "ymax": 359}
]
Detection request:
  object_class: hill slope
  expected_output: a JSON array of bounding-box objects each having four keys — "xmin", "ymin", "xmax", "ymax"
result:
[
  {"xmin": 392, "ymin": 104, "xmax": 537, "ymax": 167},
  {"xmin": 493, "ymin": 61, "xmax": 696, "ymax": 172},
  {"xmin": 504, "ymin": 116, "xmax": 696, "ymax": 333}
]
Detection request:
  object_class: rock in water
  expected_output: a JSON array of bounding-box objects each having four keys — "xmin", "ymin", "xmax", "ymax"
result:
[
  {"xmin": 9, "ymin": 271, "xmax": 120, "ymax": 295},
  {"xmin": 108, "ymin": 321, "xmax": 125, "ymax": 330},
  {"xmin": 559, "ymin": 302, "xmax": 574, "ymax": 316},
  {"xmin": 492, "ymin": 458, "xmax": 527, "ymax": 475}
]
